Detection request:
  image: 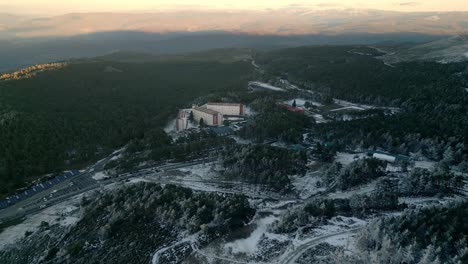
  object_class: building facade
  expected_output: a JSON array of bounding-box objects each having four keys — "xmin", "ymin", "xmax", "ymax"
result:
[
  {"xmin": 192, "ymin": 107, "xmax": 223, "ymax": 126},
  {"xmin": 205, "ymin": 103, "xmax": 246, "ymax": 116},
  {"xmin": 176, "ymin": 110, "xmax": 187, "ymax": 131}
]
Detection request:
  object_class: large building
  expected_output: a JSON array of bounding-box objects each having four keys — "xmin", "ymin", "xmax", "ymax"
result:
[
  {"xmin": 176, "ymin": 109, "xmax": 189, "ymax": 131},
  {"xmin": 192, "ymin": 107, "xmax": 223, "ymax": 126},
  {"xmin": 175, "ymin": 102, "xmax": 245, "ymax": 131},
  {"xmin": 205, "ymin": 103, "xmax": 246, "ymax": 116}
]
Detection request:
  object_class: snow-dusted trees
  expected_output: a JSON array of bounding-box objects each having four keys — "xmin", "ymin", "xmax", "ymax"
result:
[
  {"xmin": 238, "ymin": 98, "xmax": 312, "ymax": 143},
  {"xmin": 323, "ymin": 158, "xmax": 386, "ymax": 191},
  {"xmin": 398, "ymin": 167, "xmax": 463, "ymax": 196},
  {"xmin": 0, "ymin": 183, "xmax": 255, "ymax": 264},
  {"xmin": 221, "ymin": 144, "xmax": 307, "ymax": 191},
  {"xmin": 351, "ymin": 201, "xmax": 468, "ymax": 264}
]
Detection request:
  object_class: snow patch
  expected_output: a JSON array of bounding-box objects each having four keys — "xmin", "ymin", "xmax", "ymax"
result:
[
  {"xmin": 110, "ymin": 154, "xmax": 122, "ymax": 161},
  {"xmin": 312, "ymin": 114, "xmax": 328, "ymax": 123},
  {"xmin": 284, "ymin": 98, "xmax": 323, "ymax": 107},
  {"xmin": 92, "ymin": 171, "xmax": 109, "ymax": 181},
  {"xmin": 249, "ymin": 81, "xmax": 285, "ymax": 92},
  {"xmin": 229, "ymin": 136, "xmax": 253, "ymax": 145},
  {"xmin": 414, "ymin": 160, "xmax": 436, "ymax": 170},
  {"xmin": 164, "ymin": 119, "xmax": 177, "ymax": 133},
  {"xmin": 0, "ymin": 196, "xmax": 81, "ymax": 250},
  {"xmin": 335, "ymin": 152, "xmax": 367, "ymax": 166},
  {"xmin": 328, "ymin": 181, "xmax": 377, "ymax": 199},
  {"xmin": 292, "ymin": 172, "xmax": 325, "ymax": 199},
  {"xmin": 127, "ymin": 178, "xmax": 151, "ymax": 184},
  {"xmin": 224, "ymin": 215, "xmax": 279, "ymax": 254}
]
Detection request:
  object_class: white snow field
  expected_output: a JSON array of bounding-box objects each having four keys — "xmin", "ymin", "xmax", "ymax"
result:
[{"xmin": 0, "ymin": 195, "xmax": 82, "ymax": 250}]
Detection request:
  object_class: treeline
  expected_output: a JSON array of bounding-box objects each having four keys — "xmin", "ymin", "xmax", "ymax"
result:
[
  {"xmin": 0, "ymin": 62, "xmax": 67, "ymax": 81},
  {"xmin": 220, "ymin": 144, "xmax": 307, "ymax": 191},
  {"xmin": 348, "ymin": 201, "xmax": 468, "ymax": 264},
  {"xmin": 0, "ymin": 59, "xmax": 252, "ymax": 198},
  {"xmin": 272, "ymin": 178, "xmax": 400, "ymax": 234},
  {"xmin": 256, "ymin": 46, "xmax": 467, "ymax": 105},
  {"xmin": 399, "ymin": 166, "xmax": 464, "ymax": 197},
  {"xmin": 322, "ymin": 158, "xmax": 463, "ymax": 196},
  {"xmin": 238, "ymin": 98, "xmax": 312, "ymax": 143},
  {"xmin": 0, "ymin": 183, "xmax": 255, "ymax": 264},
  {"xmin": 323, "ymin": 158, "xmax": 387, "ymax": 191},
  {"xmin": 106, "ymin": 130, "xmax": 235, "ymax": 173}
]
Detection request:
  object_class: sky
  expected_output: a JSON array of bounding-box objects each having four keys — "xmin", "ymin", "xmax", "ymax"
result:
[{"xmin": 2, "ymin": 0, "xmax": 468, "ymax": 15}]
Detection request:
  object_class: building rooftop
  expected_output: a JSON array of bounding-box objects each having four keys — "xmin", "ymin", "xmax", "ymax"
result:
[
  {"xmin": 193, "ymin": 107, "xmax": 220, "ymax": 115},
  {"xmin": 206, "ymin": 102, "xmax": 243, "ymax": 107}
]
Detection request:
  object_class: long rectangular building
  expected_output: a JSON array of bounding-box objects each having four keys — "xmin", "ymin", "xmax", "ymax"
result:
[
  {"xmin": 192, "ymin": 107, "xmax": 223, "ymax": 126},
  {"xmin": 205, "ymin": 102, "xmax": 245, "ymax": 116}
]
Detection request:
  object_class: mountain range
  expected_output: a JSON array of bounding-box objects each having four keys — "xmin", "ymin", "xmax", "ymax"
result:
[
  {"xmin": 1, "ymin": 9, "xmax": 468, "ymax": 39},
  {"xmin": 1, "ymin": 9, "xmax": 468, "ymax": 72}
]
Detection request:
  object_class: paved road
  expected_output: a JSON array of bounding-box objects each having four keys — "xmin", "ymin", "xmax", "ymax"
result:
[
  {"xmin": 278, "ymin": 228, "xmax": 361, "ymax": 264},
  {"xmin": 0, "ymin": 156, "xmax": 216, "ymax": 225},
  {"xmin": 0, "ymin": 156, "xmax": 109, "ymax": 223}
]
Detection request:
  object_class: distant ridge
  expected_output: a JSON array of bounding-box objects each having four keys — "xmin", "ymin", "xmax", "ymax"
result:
[
  {"xmin": 1, "ymin": 9, "xmax": 468, "ymax": 39},
  {"xmin": 0, "ymin": 31, "xmax": 447, "ymax": 72}
]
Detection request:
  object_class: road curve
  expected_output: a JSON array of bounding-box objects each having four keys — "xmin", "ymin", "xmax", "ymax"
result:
[{"xmin": 278, "ymin": 228, "xmax": 361, "ymax": 264}]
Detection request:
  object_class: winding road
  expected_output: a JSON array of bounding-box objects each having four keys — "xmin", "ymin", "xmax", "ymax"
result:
[{"xmin": 278, "ymin": 228, "xmax": 361, "ymax": 264}]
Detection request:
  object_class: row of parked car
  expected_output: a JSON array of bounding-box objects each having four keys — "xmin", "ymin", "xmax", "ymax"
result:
[{"xmin": 0, "ymin": 170, "xmax": 81, "ymax": 210}]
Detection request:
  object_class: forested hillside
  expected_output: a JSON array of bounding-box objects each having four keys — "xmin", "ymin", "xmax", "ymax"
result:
[
  {"xmin": 349, "ymin": 201, "xmax": 468, "ymax": 263},
  {"xmin": 0, "ymin": 183, "xmax": 255, "ymax": 264},
  {"xmin": 257, "ymin": 46, "xmax": 468, "ymax": 167},
  {"xmin": 0, "ymin": 57, "xmax": 252, "ymax": 197}
]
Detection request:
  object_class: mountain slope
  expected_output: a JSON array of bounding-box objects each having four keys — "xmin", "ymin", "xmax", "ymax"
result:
[
  {"xmin": 0, "ymin": 53, "xmax": 253, "ymax": 197},
  {"xmin": 381, "ymin": 35, "xmax": 468, "ymax": 64}
]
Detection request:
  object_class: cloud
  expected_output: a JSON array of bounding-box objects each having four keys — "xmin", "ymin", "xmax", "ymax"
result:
[
  {"xmin": 316, "ymin": 2, "xmax": 343, "ymax": 8},
  {"xmin": 425, "ymin": 15, "xmax": 440, "ymax": 21},
  {"xmin": 395, "ymin": 2, "xmax": 420, "ymax": 6}
]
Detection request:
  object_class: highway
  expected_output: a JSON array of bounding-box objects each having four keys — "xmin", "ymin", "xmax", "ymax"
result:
[{"xmin": 0, "ymin": 155, "xmax": 216, "ymax": 225}]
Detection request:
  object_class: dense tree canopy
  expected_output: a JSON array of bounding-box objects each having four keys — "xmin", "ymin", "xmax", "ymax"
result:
[
  {"xmin": 257, "ymin": 46, "xmax": 468, "ymax": 165},
  {"xmin": 0, "ymin": 59, "xmax": 252, "ymax": 197}
]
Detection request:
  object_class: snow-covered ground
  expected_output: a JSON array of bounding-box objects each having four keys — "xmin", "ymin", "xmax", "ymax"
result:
[
  {"xmin": 249, "ymin": 81, "xmax": 285, "ymax": 92},
  {"xmin": 139, "ymin": 162, "xmax": 286, "ymax": 200},
  {"xmin": 400, "ymin": 196, "xmax": 464, "ymax": 210},
  {"xmin": 273, "ymin": 216, "xmax": 367, "ymax": 264},
  {"xmin": 328, "ymin": 181, "xmax": 377, "ymax": 199},
  {"xmin": 330, "ymin": 106, "xmax": 366, "ymax": 112},
  {"xmin": 164, "ymin": 119, "xmax": 177, "ymax": 133},
  {"xmin": 333, "ymin": 99, "xmax": 374, "ymax": 110},
  {"xmin": 110, "ymin": 153, "xmax": 123, "ymax": 161},
  {"xmin": 292, "ymin": 172, "xmax": 325, "ymax": 199},
  {"xmin": 335, "ymin": 152, "xmax": 368, "ymax": 166},
  {"xmin": 333, "ymin": 99, "xmax": 400, "ymax": 114},
  {"xmin": 92, "ymin": 171, "xmax": 109, "ymax": 181},
  {"xmin": 312, "ymin": 114, "xmax": 328, "ymax": 123},
  {"xmin": 283, "ymin": 98, "xmax": 323, "ymax": 107},
  {"xmin": 230, "ymin": 136, "xmax": 253, "ymax": 145},
  {"xmin": 225, "ymin": 214, "xmax": 279, "ymax": 255},
  {"xmin": 0, "ymin": 195, "xmax": 82, "ymax": 250},
  {"xmin": 414, "ymin": 160, "xmax": 436, "ymax": 170}
]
